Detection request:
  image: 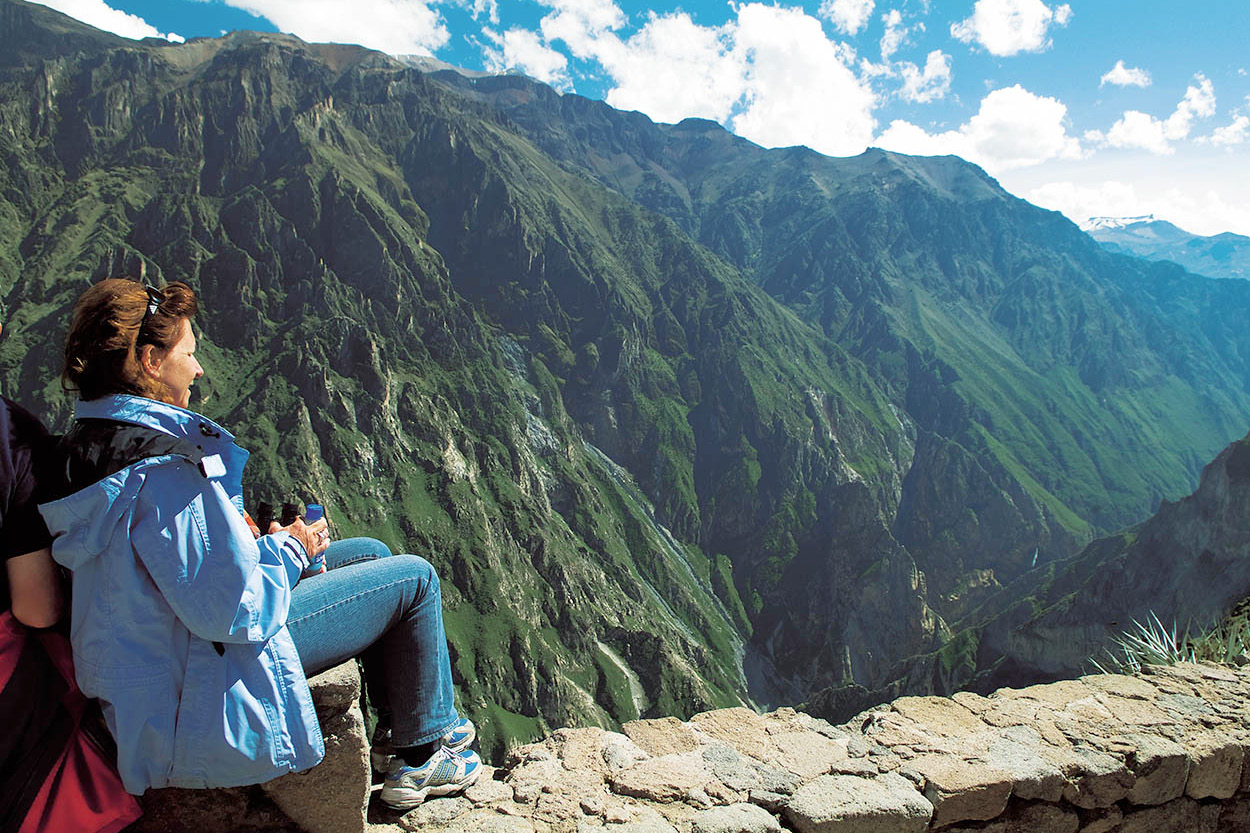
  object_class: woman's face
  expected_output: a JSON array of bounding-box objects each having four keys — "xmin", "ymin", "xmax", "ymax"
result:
[{"xmin": 148, "ymin": 318, "xmax": 203, "ymax": 408}]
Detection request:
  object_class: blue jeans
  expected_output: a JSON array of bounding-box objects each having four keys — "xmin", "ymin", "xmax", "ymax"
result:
[{"xmin": 285, "ymin": 538, "xmax": 459, "ymax": 747}]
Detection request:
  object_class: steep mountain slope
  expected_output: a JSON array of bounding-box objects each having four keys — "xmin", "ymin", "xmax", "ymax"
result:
[
  {"xmin": 1083, "ymin": 215, "xmax": 1250, "ymax": 282},
  {"xmin": 969, "ymin": 429, "xmax": 1250, "ymax": 689},
  {"xmin": 416, "ymin": 72, "xmax": 1250, "ymax": 620},
  {"xmin": 2, "ymin": 0, "xmax": 1249, "ymax": 746}
]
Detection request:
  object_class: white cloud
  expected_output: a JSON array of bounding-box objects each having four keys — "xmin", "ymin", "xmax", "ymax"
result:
[
  {"xmin": 536, "ymin": 1, "xmax": 876, "ymax": 157},
  {"xmin": 29, "ymin": 0, "xmax": 183, "ymax": 41},
  {"xmin": 879, "ymin": 9, "xmax": 904, "ymax": 61},
  {"xmin": 950, "ymin": 0, "xmax": 1071, "ymax": 57},
  {"xmin": 1086, "ymin": 75, "xmax": 1216, "ymax": 154},
  {"xmin": 876, "ymin": 84, "xmax": 1082, "ymax": 172},
  {"xmin": 212, "ymin": 0, "xmax": 448, "ymax": 55},
  {"xmin": 467, "ymin": 0, "xmax": 499, "ymax": 25},
  {"xmin": 1100, "ymin": 60, "xmax": 1150, "ymax": 88},
  {"xmin": 483, "ymin": 28, "xmax": 571, "ymax": 89},
  {"xmin": 600, "ymin": 13, "xmax": 744, "ymax": 124},
  {"xmin": 1086, "ymin": 110, "xmax": 1172, "ymax": 154},
  {"xmin": 1026, "ymin": 179, "xmax": 1250, "ymax": 238},
  {"xmin": 1200, "ymin": 115, "xmax": 1250, "ymax": 147},
  {"xmin": 729, "ymin": 4, "xmax": 877, "ymax": 156},
  {"xmin": 1165, "ymin": 75, "xmax": 1216, "ymax": 137},
  {"xmin": 820, "ymin": 0, "xmax": 875, "ymax": 35},
  {"xmin": 897, "ymin": 50, "xmax": 951, "ymax": 103},
  {"xmin": 538, "ymin": 0, "xmax": 626, "ymax": 61}
]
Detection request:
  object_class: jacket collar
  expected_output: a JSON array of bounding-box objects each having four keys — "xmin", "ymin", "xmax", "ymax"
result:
[{"xmin": 75, "ymin": 394, "xmax": 236, "ymax": 443}]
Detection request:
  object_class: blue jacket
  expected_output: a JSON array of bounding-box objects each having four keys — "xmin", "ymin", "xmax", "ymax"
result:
[{"xmin": 39, "ymin": 395, "xmax": 324, "ymax": 794}]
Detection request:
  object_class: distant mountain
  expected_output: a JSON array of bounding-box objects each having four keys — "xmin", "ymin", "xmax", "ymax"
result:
[
  {"xmin": 3, "ymin": 0, "xmax": 1250, "ymax": 754},
  {"xmin": 1082, "ymin": 215, "xmax": 1250, "ymax": 281}
]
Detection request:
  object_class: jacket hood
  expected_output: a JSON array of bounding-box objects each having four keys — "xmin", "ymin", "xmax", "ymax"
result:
[{"xmin": 39, "ymin": 394, "xmax": 246, "ymax": 571}]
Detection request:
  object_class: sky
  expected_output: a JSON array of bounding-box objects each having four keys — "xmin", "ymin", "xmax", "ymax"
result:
[{"xmin": 29, "ymin": 0, "xmax": 1250, "ymax": 237}]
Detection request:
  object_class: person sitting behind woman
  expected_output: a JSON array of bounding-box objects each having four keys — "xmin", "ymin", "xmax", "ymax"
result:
[{"xmin": 38, "ymin": 278, "xmax": 478, "ymax": 810}]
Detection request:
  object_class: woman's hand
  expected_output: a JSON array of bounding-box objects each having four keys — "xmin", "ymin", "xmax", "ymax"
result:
[{"xmin": 269, "ymin": 517, "xmax": 330, "ymax": 561}]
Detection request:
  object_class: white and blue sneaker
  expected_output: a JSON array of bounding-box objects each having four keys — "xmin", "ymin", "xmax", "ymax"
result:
[
  {"xmin": 380, "ymin": 747, "xmax": 482, "ymax": 810},
  {"xmin": 439, "ymin": 717, "xmax": 476, "ymax": 753},
  {"xmin": 371, "ymin": 718, "xmax": 478, "ymax": 773}
]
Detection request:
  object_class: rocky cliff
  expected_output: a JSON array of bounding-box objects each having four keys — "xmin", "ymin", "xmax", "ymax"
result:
[{"xmin": 972, "ymin": 431, "xmax": 1250, "ymax": 688}]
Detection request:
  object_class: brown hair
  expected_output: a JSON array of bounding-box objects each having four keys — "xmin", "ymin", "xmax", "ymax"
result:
[{"xmin": 62, "ymin": 279, "xmax": 199, "ymax": 401}]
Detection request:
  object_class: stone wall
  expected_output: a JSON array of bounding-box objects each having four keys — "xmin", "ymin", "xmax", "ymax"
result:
[
  {"xmin": 411, "ymin": 663, "xmax": 1250, "ymax": 833},
  {"xmin": 137, "ymin": 662, "xmax": 1250, "ymax": 833}
]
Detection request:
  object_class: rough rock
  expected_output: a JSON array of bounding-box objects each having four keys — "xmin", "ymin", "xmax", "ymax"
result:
[
  {"xmin": 264, "ymin": 662, "xmax": 371, "ymax": 833},
  {"xmin": 980, "ymin": 727, "xmax": 1065, "ymax": 802},
  {"xmin": 782, "ymin": 773, "xmax": 933, "ymax": 833},
  {"xmin": 690, "ymin": 709, "xmax": 771, "ymax": 760},
  {"xmin": 691, "ymin": 802, "xmax": 782, "ymax": 833},
  {"xmin": 1185, "ymin": 732, "xmax": 1244, "ymax": 799},
  {"xmin": 133, "ymin": 661, "xmax": 367, "ymax": 833},
  {"xmin": 609, "ymin": 753, "xmax": 714, "ymax": 802},
  {"xmin": 1001, "ymin": 802, "xmax": 1078, "ymax": 833},
  {"xmin": 133, "ymin": 663, "xmax": 1250, "ymax": 833},
  {"xmin": 624, "ymin": 717, "xmax": 702, "ymax": 757},
  {"xmin": 1057, "ymin": 745, "xmax": 1134, "ymax": 808},
  {"xmin": 908, "ymin": 755, "xmax": 1012, "ymax": 828},
  {"xmin": 1122, "ymin": 733, "xmax": 1189, "ymax": 805}
]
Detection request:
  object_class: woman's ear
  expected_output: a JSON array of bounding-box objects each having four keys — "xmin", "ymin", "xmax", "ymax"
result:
[{"xmin": 138, "ymin": 342, "xmax": 164, "ymax": 381}]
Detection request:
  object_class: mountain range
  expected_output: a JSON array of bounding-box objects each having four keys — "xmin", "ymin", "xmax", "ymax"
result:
[
  {"xmin": 1082, "ymin": 215, "xmax": 1250, "ymax": 282},
  {"xmin": 2, "ymin": 0, "xmax": 1249, "ymax": 757}
]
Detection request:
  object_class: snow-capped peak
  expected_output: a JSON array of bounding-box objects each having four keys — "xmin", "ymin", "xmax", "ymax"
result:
[{"xmin": 1079, "ymin": 214, "xmax": 1159, "ymax": 232}]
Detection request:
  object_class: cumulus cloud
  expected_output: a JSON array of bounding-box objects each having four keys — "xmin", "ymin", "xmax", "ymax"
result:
[
  {"xmin": 1199, "ymin": 115, "xmax": 1250, "ymax": 147},
  {"xmin": 950, "ymin": 0, "xmax": 1071, "ymax": 57},
  {"xmin": 1100, "ymin": 60, "xmax": 1150, "ymax": 88},
  {"xmin": 879, "ymin": 8, "xmax": 905, "ymax": 61},
  {"xmin": 819, "ymin": 0, "xmax": 875, "ymax": 35},
  {"xmin": 534, "ymin": 1, "xmax": 876, "ymax": 157},
  {"xmin": 538, "ymin": 0, "xmax": 625, "ymax": 60},
  {"xmin": 897, "ymin": 50, "xmax": 951, "ymax": 103},
  {"xmin": 483, "ymin": 27, "xmax": 571, "ymax": 89},
  {"xmin": 1086, "ymin": 75, "xmax": 1216, "ymax": 154},
  {"xmin": 211, "ymin": 0, "xmax": 449, "ymax": 55},
  {"xmin": 29, "ymin": 0, "xmax": 183, "ymax": 41},
  {"xmin": 599, "ymin": 13, "xmax": 744, "ymax": 124},
  {"xmin": 729, "ymin": 4, "xmax": 876, "ymax": 155},
  {"xmin": 877, "ymin": 84, "xmax": 1082, "ymax": 172}
]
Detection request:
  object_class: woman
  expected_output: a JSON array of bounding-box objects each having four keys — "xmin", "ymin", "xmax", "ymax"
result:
[{"xmin": 38, "ymin": 279, "xmax": 479, "ymax": 810}]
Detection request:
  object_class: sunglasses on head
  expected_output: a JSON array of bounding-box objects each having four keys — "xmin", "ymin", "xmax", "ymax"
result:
[{"xmin": 139, "ymin": 284, "xmax": 164, "ymax": 338}]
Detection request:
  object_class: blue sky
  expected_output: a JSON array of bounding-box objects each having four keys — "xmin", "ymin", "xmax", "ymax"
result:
[{"xmin": 30, "ymin": 0, "xmax": 1250, "ymax": 236}]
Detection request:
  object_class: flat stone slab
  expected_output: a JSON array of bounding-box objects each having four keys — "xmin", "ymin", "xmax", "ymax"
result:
[
  {"xmin": 782, "ymin": 773, "xmax": 933, "ymax": 833},
  {"xmin": 691, "ymin": 802, "xmax": 782, "ymax": 833}
]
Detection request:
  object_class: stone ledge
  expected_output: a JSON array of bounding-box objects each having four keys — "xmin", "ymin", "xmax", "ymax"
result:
[
  {"xmin": 132, "ymin": 660, "xmax": 370, "ymax": 833},
  {"xmin": 134, "ymin": 662, "xmax": 1250, "ymax": 833}
]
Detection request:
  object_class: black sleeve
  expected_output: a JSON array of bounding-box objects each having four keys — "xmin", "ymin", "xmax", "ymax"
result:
[{"xmin": 1, "ymin": 399, "xmax": 54, "ymax": 560}]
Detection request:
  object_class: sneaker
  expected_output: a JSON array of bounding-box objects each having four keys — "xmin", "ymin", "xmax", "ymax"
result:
[
  {"xmin": 371, "ymin": 718, "xmax": 477, "ymax": 772},
  {"xmin": 439, "ymin": 717, "xmax": 476, "ymax": 754},
  {"xmin": 380, "ymin": 747, "xmax": 482, "ymax": 810}
]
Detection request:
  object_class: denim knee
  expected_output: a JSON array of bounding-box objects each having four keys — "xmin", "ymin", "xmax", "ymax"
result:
[{"xmin": 394, "ymin": 554, "xmax": 440, "ymax": 595}]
